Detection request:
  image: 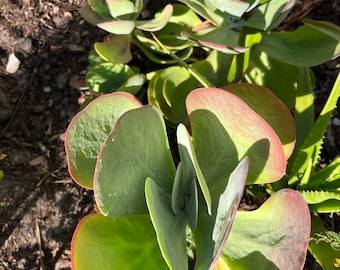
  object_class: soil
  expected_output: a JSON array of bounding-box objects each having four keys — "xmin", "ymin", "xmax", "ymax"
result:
[{"xmin": 0, "ymin": 0, "xmax": 339, "ymax": 270}]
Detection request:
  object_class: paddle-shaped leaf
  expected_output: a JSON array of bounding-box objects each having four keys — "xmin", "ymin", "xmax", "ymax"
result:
[
  {"xmin": 71, "ymin": 213, "xmax": 168, "ymax": 270},
  {"xmin": 223, "ymin": 83, "xmax": 295, "ymax": 159},
  {"xmin": 86, "ymin": 62, "xmax": 135, "ymax": 93},
  {"xmin": 260, "ymin": 24, "xmax": 340, "ymax": 66},
  {"xmin": 94, "ymin": 106, "xmax": 176, "ymax": 217},
  {"xmin": 145, "ymin": 178, "xmax": 188, "ymax": 270},
  {"xmin": 136, "ymin": 4, "xmax": 173, "ymax": 32},
  {"xmin": 222, "ymin": 189, "xmax": 310, "ymax": 270},
  {"xmin": 186, "ymin": 87, "xmax": 286, "ymax": 185},
  {"xmin": 65, "ymin": 92, "xmax": 142, "ymax": 188},
  {"xmin": 208, "ymin": 0, "xmax": 250, "ymax": 17},
  {"xmin": 176, "ymin": 123, "xmax": 211, "ymax": 216},
  {"xmin": 209, "ymin": 157, "xmax": 249, "ymax": 269},
  {"xmin": 193, "ymin": 157, "xmax": 249, "ymax": 270},
  {"xmin": 94, "ymin": 34, "xmax": 132, "ymax": 63}
]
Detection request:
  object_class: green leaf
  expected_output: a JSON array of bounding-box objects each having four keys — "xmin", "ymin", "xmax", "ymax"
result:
[
  {"xmin": 223, "ymin": 83, "xmax": 296, "ymax": 159},
  {"xmin": 136, "ymin": 4, "xmax": 173, "ymax": 32},
  {"xmin": 94, "ymin": 34, "xmax": 132, "ymax": 63},
  {"xmin": 307, "ymin": 158, "xmax": 340, "ymax": 190},
  {"xmin": 210, "ymin": 157, "xmax": 249, "ymax": 269},
  {"xmin": 289, "ymin": 66, "xmax": 315, "ymax": 162},
  {"xmin": 302, "ymin": 18, "xmax": 340, "ymax": 41},
  {"xmin": 171, "ymin": 162, "xmax": 198, "ymax": 230},
  {"xmin": 209, "ymin": 0, "xmax": 250, "ymax": 17},
  {"xmin": 186, "ymin": 87, "xmax": 286, "ymax": 185},
  {"xmin": 309, "ymin": 215, "xmax": 340, "ymax": 270},
  {"xmin": 86, "ymin": 62, "xmax": 134, "ymax": 93},
  {"xmin": 81, "ymin": 6, "xmax": 135, "ymax": 34},
  {"xmin": 145, "ymin": 178, "xmax": 188, "ymax": 270},
  {"xmin": 65, "ymin": 92, "xmax": 142, "ymax": 188},
  {"xmin": 177, "ymin": 0, "xmax": 225, "ymax": 26},
  {"xmin": 117, "ymin": 73, "xmax": 146, "ymax": 95},
  {"xmin": 94, "ymin": 106, "xmax": 176, "ymax": 217},
  {"xmin": 222, "ymin": 189, "xmax": 310, "ymax": 270},
  {"xmin": 147, "ymin": 66, "xmax": 199, "ymax": 124},
  {"xmin": 193, "ymin": 158, "xmax": 249, "ymax": 270},
  {"xmin": 289, "ymin": 73, "xmax": 340, "ymax": 184},
  {"xmin": 260, "ymin": 24, "xmax": 340, "ymax": 66},
  {"xmin": 299, "ymin": 190, "xmax": 340, "ymax": 205},
  {"xmin": 245, "ymin": 50, "xmax": 309, "ymax": 110},
  {"xmin": 244, "ymin": 0, "xmax": 296, "ymax": 30},
  {"xmin": 105, "ymin": 0, "xmax": 135, "ymax": 19},
  {"xmin": 176, "ymin": 124, "xmax": 211, "ymax": 216},
  {"xmin": 181, "ymin": 26, "xmax": 248, "ymax": 54},
  {"xmin": 72, "ymin": 213, "xmax": 168, "ymax": 270}
]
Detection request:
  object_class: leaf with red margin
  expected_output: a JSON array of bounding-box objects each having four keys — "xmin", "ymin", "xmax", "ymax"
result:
[
  {"xmin": 221, "ymin": 189, "xmax": 311, "ymax": 270},
  {"xmin": 71, "ymin": 213, "xmax": 168, "ymax": 270},
  {"xmin": 223, "ymin": 83, "xmax": 295, "ymax": 159},
  {"xmin": 186, "ymin": 87, "xmax": 286, "ymax": 186},
  {"xmin": 65, "ymin": 92, "xmax": 142, "ymax": 189},
  {"xmin": 94, "ymin": 106, "xmax": 176, "ymax": 217}
]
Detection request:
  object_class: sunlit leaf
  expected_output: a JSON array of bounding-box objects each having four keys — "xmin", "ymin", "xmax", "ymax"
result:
[
  {"xmin": 72, "ymin": 213, "xmax": 168, "ymax": 270},
  {"xmin": 65, "ymin": 92, "xmax": 142, "ymax": 188}
]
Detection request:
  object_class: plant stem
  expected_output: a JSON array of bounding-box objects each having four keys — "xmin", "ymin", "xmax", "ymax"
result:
[{"xmin": 151, "ymin": 33, "xmax": 213, "ymax": 88}]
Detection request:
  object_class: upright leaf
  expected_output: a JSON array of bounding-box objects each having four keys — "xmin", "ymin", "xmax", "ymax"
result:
[
  {"xmin": 186, "ymin": 87, "xmax": 286, "ymax": 185},
  {"xmin": 94, "ymin": 106, "xmax": 176, "ymax": 217},
  {"xmin": 193, "ymin": 158, "xmax": 249, "ymax": 270},
  {"xmin": 145, "ymin": 178, "xmax": 188, "ymax": 270},
  {"xmin": 65, "ymin": 92, "xmax": 142, "ymax": 188}
]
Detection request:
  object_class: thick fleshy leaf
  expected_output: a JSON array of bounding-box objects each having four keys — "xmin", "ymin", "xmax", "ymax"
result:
[
  {"xmin": 105, "ymin": 0, "xmax": 135, "ymax": 19},
  {"xmin": 223, "ymin": 83, "xmax": 295, "ymax": 159},
  {"xmin": 181, "ymin": 26, "xmax": 248, "ymax": 54},
  {"xmin": 117, "ymin": 73, "xmax": 146, "ymax": 95},
  {"xmin": 94, "ymin": 34, "xmax": 132, "ymax": 63},
  {"xmin": 302, "ymin": 18, "xmax": 340, "ymax": 41},
  {"xmin": 209, "ymin": 157, "xmax": 249, "ymax": 269},
  {"xmin": 186, "ymin": 88, "xmax": 286, "ymax": 185},
  {"xmin": 245, "ymin": 50, "xmax": 298, "ymax": 109},
  {"xmin": 171, "ymin": 162, "xmax": 198, "ymax": 230},
  {"xmin": 65, "ymin": 92, "xmax": 142, "ymax": 188},
  {"xmin": 94, "ymin": 106, "xmax": 176, "ymax": 217},
  {"xmin": 209, "ymin": 0, "xmax": 250, "ymax": 17},
  {"xmin": 86, "ymin": 62, "xmax": 134, "ymax": 93},
  {"xmin": 260, "ymin": 24, "xmax": 340, "ymax": 67},
  {"xmin": 193, "ymin": 158, "xmax": 249, "ymax": 270},
  {"xmin": 147, "ymin": 66, "xmax": 199, "ymax": 124},
  {"xmin": 308, "ymin": 215, "xmax": 340, "ymax": 270},
  {"xmin": 145, "ymin": 178, "xmax": 188, "ymax": 270},
  {"xmin": 176, "ymin": 124, "xmax": 211, "ymax": 216},
  {"xmin": 136, "ymin": 4, "xmax": 173, "ymax": 32},
  {"xmin": 97, "ymin": 20, "xmax": 135, "ymax": 34},
  {"xmin": 243, "ymin": 0, "xmax": 296, "ymax": 30},
  {"xmin": 72, "ymin": 213, "xmax": 168, "ymax": 270},
  {"xmin": 81, "ymin": 6, "xmax": 135, "ymax": 34},
  {"xmin": 177, "ymin": 0, "xmax": 225, "ymax": 26},
  {"xmin": 222, "ymin": 189, "xmax": 310, "ymax": 270}
]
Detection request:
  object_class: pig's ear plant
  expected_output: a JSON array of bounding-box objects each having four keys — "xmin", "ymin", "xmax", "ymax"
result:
[
  {"xmin": 66, "ymin": 0, "xmax": 340, "ymax": 268},
  {"xmin": 65, "ymin": 86, "xmax": 311, "ymax": 269}
]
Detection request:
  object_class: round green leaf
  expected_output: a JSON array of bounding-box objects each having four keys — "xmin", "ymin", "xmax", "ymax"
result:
[
  {"xmin": 222, "ymin": 189, "xmax": 310, "ymax": 270},
  {"xmin": 72, "ymin": 213, "xmax": 168, "ymax": 270},
  {"xmin": 223, "ymin": 83, "xmax": 296, "ymax": 159},
  {"xmin": 65, "ymin": 92, "xmax": 142, "ymax": 188},
  {"xmin": 94, "ymin": 106, "xmax": 176, "ymax": 217},
  {"xmin": 86, "ymin": 62, "xmax": 134, "ymax": 93},
  {"xmin": 186, "ymin": 87, "xmax": 286, "ymax": 185}
]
